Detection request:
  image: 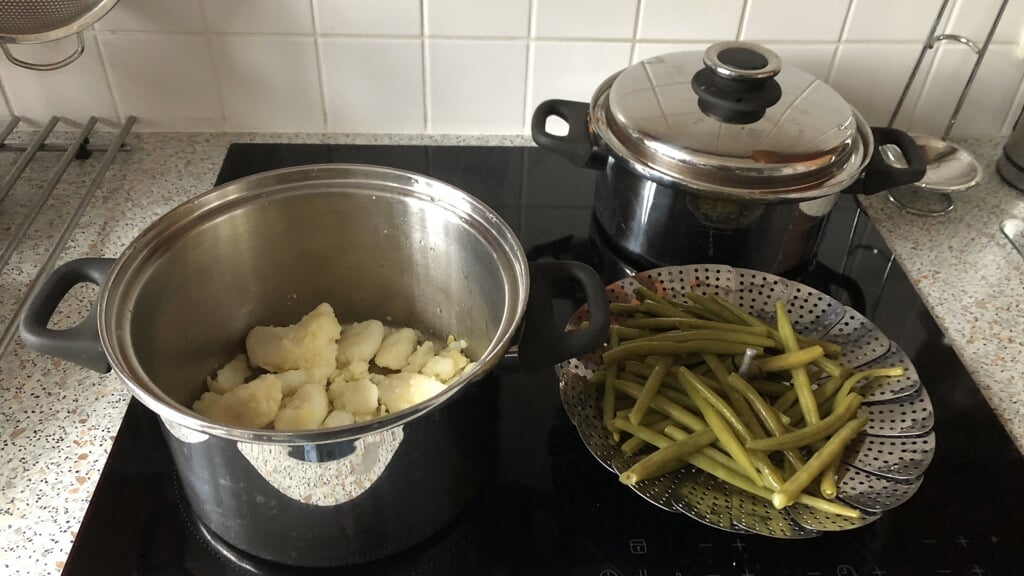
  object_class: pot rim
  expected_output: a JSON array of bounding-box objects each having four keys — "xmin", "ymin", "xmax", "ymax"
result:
[{"xmin": 97, "ymin": 164, "xmax": 530, "ymax": 444}]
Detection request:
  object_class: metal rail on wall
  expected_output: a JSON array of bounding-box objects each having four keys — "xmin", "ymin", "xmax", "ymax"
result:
[
  {"xmin": 843, "ymin": 0, "xmax": 1009, "ymax": 316},
  {"xmin": 0, "ymin": 115, "xmax": 136, "ymax": 361}
]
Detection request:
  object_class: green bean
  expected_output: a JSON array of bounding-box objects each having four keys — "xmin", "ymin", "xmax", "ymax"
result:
[
  {"xmin": 603, "ymin": 330, "xmax": 620, "ymax": 439},
  {"xmin": 624, "ymin": 329, "xmax": 776, "ymax": 349},
  {"xmin": 834, "ymin": 367, "xmax": 905, "ymax": 406},
  {"xmin": 756, "ymin": 345, "xmax": 824, "ymax": 372},
  {"xmin": 723, "ymin": 372, "xmax": 807, "ymax": 473},
  {"xmin": 609, "ymin": 303, "xmax": 642, "ymax": 315},
  {"xmin": 630, "ymin": 356, "xmax": 674, "ymax": 425},
  {"xmin": 612, "ymin": 417, "xmax": 672, "ymax": 449},
  {"xmin": 620, "ymin": 317, "xmax": 770, "ymax": 336},
  {"xmin": 709, "ymin": 294, "xmax": 843, "ymax": 356},
  {"xmin": 703, "ymin": 354, "xmax": 764, "ymax": 439},
  {"xmin": 638, "ymin": 300, "xmax": 694, "ymax": 320},
  {"xmin": 604, "ymin": 341, "xmax": 761, "ymax": 366},
  {"xmin": 748, "ymin": 379, "xmax": 793, "ymax": 397},
  {"xmin": 679, "ymin": 366, "xmax": 756, "ymax": 443},
  {"xmin": 819, "ymin": 454, "xmax": 841, "ymax": 499},
  {"xmin": 776, "ymin": 372, "xmax": 849, "ymax": 423},
  {"xmin": 664, "ymin": 298, "xmax": 725, "ymax": 321},
  {"xmin": 682, "ymin": 365, "xmax": 785, "ymax": 489},
  {"xmin": 775, "ymin": 302, "xmax": 820, "ymax": 425},
  {"xmin": 746, "ymin": 393, "xmax": 863, "ymax": 451},
  {"xmin": 612, "ymin": 326, "xmax": 658, "ymax": 340},
  {"xmin": 613, "ymin": 379, "xmax": 708, "ymax": 433},
  {"xmin": 660, "ymin": 430, "xmax": 860, "ymax": 517},
  {"xmin": 684, "ymin": 292, "xmax": 746, "ymax": 324},
  {"xmin": 633, "ymin": 285, "xmax": 676, "ymax": 310},
  {"xmin": 621, "ymin": 418, "xmax": 674, "ymax": 456},
  {"xmin": 678, "ymin": 366, "xmax": 763, "ymax": 486},
  {"xmin": 772, "ymin": 416, "xmax": 868, "ymax": 509},
  {"xmin": 619, "ymin": 430, "xmax": 717, "ymax": 485},
  {"xmin": 663, "ymin": 425, "xmax": 746, "ymax": 476},
  {"xmin": 813, "ymin": 355, "xmax": 844, "ymax": 377}
]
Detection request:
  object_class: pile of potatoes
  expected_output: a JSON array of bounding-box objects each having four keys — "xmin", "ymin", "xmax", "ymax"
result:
[{"xmin": 191, "ymin": 303, "xmax": 473, "ymax": 431}]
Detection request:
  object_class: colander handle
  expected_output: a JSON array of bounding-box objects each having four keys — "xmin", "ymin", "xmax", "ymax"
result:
[
  {"xmin": 19, "ymin": 257, "xmax": 113, "ymax": 373},
  {"xmin": 1, "ymin": 33, "xmax": 85, "ymax": 71}
]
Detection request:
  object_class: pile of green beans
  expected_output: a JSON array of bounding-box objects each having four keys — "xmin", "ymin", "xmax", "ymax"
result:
[{"xmin": 591, "ymin": 285, "xmax": 904, "ymax": 517}]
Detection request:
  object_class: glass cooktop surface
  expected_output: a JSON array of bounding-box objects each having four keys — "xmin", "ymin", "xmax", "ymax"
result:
[{"xmin": 61, "ymin": 144, "xmax": 1024, "ymax": 576}]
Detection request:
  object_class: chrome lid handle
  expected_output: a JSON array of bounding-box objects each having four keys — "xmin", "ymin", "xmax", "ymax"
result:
[
  {"xmin": 691, "ymin": 41, "xmax": 783, "ymax": 124},
  {"xmin": 703, "ymin": 42, "xmax": 782, "ymax": 80}
]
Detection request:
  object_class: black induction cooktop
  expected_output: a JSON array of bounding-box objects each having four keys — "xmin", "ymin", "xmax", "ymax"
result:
[{"xmin": 61, "ymin": 144, "xmax": 1024, "ymax": 576}]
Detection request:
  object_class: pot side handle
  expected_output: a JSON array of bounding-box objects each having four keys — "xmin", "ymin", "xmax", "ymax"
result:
[
  {"xmin": 516, "ymin": 261, "xmax": 610, "ymax": 372},
  {"xmin": 857, "ymin": 127, "xmax": 928, "ymax": 195},
  {"xmin": 531, "ymin": 99, "xmax": 607, "ymax": 169},
  {"xmin": 19, "ymin": 258, "xmax": 114, "ymax": 374}
]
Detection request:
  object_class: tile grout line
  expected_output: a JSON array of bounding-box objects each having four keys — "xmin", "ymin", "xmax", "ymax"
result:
[
  {"xmin": 310, "ymin": 0, "xmax": 330, "ymax": 131},
  {"xmin": 196, "ymin": 2, "xmax": 228, "ymax": 128},
  {"xmin": 825, "ymin": 0, "xmax": 856, "ymax": 84},
  {"xmin": 521, "ymin": 0, "xmax": 538, "ymax": 134},
  {"xmin": 82, "ymin": 29, "xmax": 992, "ymax": 47},
  {"xmin": 421, "ymin": 0, "xmax": 431, "ymax": 133},
  {"xmin": 91, "ymin": 28, "xmax": 125, "ymax": 126},
  {"xmin": 629, "ymin": 0, "xmax": 644, "ymax": 64}
]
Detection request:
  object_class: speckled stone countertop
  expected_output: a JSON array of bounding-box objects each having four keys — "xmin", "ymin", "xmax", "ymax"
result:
[{"xmin": 0, "ymin": 132, "xmax": 1020, "ymax": 574}]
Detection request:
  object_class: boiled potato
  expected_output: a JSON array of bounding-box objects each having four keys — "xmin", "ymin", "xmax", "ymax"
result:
[
  {"xmin": 374, "ymin": 327, "xmax": 418, "ymax": 370},
  {"xmin": 336, "ymin": 319, "xmax": 386, "ymax": 367},
  {"xmin": 420, "ymin": 340, "xmax": 470, "ymax": 382},
  {"xmin": 328, "ymin": 377, "xmax": 379, "ymax": 415},
  {"xmin": 402, "ymin": 340, "xmax": 435, "ymax": 373},
  {"xmin": 246, "ymin": 303, "xmax": 342, "ymax": 372},
  {"xmin": 206, "ymin": 353, "xmax": 252, "ymax": 394},
  {"xmin": 322, "ymin": 410, "xmax": 355, "ymax": 428},
  {"xmin": 196, "ymin": 304, "xmax": 474, "ymax": 431},
  {"xmin": 376, "ymin": 372, "xmax": 446, "ymax": 413},
  {"xmin": 275, "ymin": 365, "xmax": 333, "ymax": 397},
  {"xmin": 193, "ymin": 374, "xmax": 283, "ymax": 428},
  {"xmin": 273, "ymin": 383, "xmax": 330, "ymax": 431}
]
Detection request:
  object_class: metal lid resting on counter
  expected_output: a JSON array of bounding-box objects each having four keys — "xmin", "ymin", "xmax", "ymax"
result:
[{"xmin": 589, "ymin": 42, "xmax": 870, "ymax": 197}]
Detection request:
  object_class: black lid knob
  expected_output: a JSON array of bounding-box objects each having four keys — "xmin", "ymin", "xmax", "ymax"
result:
[{"xmin": 691, "ymin": 42, "xmax": 783, "ymax": 124}]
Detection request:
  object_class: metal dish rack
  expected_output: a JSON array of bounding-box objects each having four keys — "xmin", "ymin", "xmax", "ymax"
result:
[{"xmin": 0, "ymin": 114, "xmax": 134, "ymax": 361}]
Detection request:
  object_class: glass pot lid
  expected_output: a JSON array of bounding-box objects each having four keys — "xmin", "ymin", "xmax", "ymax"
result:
[{"xmin": 590, "ymin": 42, "xmax": 868, "ymax": 197}]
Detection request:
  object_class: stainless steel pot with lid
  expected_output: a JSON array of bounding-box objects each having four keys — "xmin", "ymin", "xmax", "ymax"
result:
[{"xmin": 533, "ymin": 42, "xmax": 927, "ymax": 276}]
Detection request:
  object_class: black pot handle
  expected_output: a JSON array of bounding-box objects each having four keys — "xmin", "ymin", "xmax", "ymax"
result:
[
  {"xmin": 19, "ymin": 258, "xmax": 114, "ymax": 374},
  {"xmin": 531, "ymin": 99, "xmax": 607, "ymax": 169},
  {"xmin": 516, "ymin": 261, "xmax": 610, "ymax": 372},
  {"xmin": 857, "ymin": 127, "xmax": 928, "ymax": 195}
]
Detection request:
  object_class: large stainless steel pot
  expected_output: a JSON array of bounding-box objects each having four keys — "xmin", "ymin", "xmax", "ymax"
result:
[
  {"xmin": 18, "ymin": 164, "xmax": 609, "ymax": 567},
  {"xmin": 532, "ymin": 42, "xmax": 928, "ymax": 276}
]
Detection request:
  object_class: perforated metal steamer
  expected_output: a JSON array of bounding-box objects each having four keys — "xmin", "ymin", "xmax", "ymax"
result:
[
  {"xmin": 557, "ymin": 265, "xmax": 936, "ymax": 538},
  {"xmin": 0, "ymin": 0, "xmax": 120, "ymax": 70}
]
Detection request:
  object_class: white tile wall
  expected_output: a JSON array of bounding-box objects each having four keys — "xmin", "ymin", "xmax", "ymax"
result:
[
  {"xmin": 0, "ymin": 0, "xmax": 1021, "ymax": 136},
  {"xmin": 426, "ymin": 0, "xmax": 530, "ymax": 37},
  {"xmin": 211, "ymin": 37, "xmax": 323, "ymax": 131},
  {"xmin": 428, "ymin": 40, "xmax": 527, "ymax": 133},
  {"xmin": 316, "ymin": 0, "xmax": 421, "ymax": 36},
  {"xmin": 321, "ymin": 38, "xmax": 424, "ymax": 132}
]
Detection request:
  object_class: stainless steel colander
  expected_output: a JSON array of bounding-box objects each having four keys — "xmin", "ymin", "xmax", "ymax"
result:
[
  {"xmin": 557, "ymin": 264, "xmax": 936, "ymax": 538},
  {"xmin": 0, "ymin": 0, "xmax": 120, "ymax": 70}
]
